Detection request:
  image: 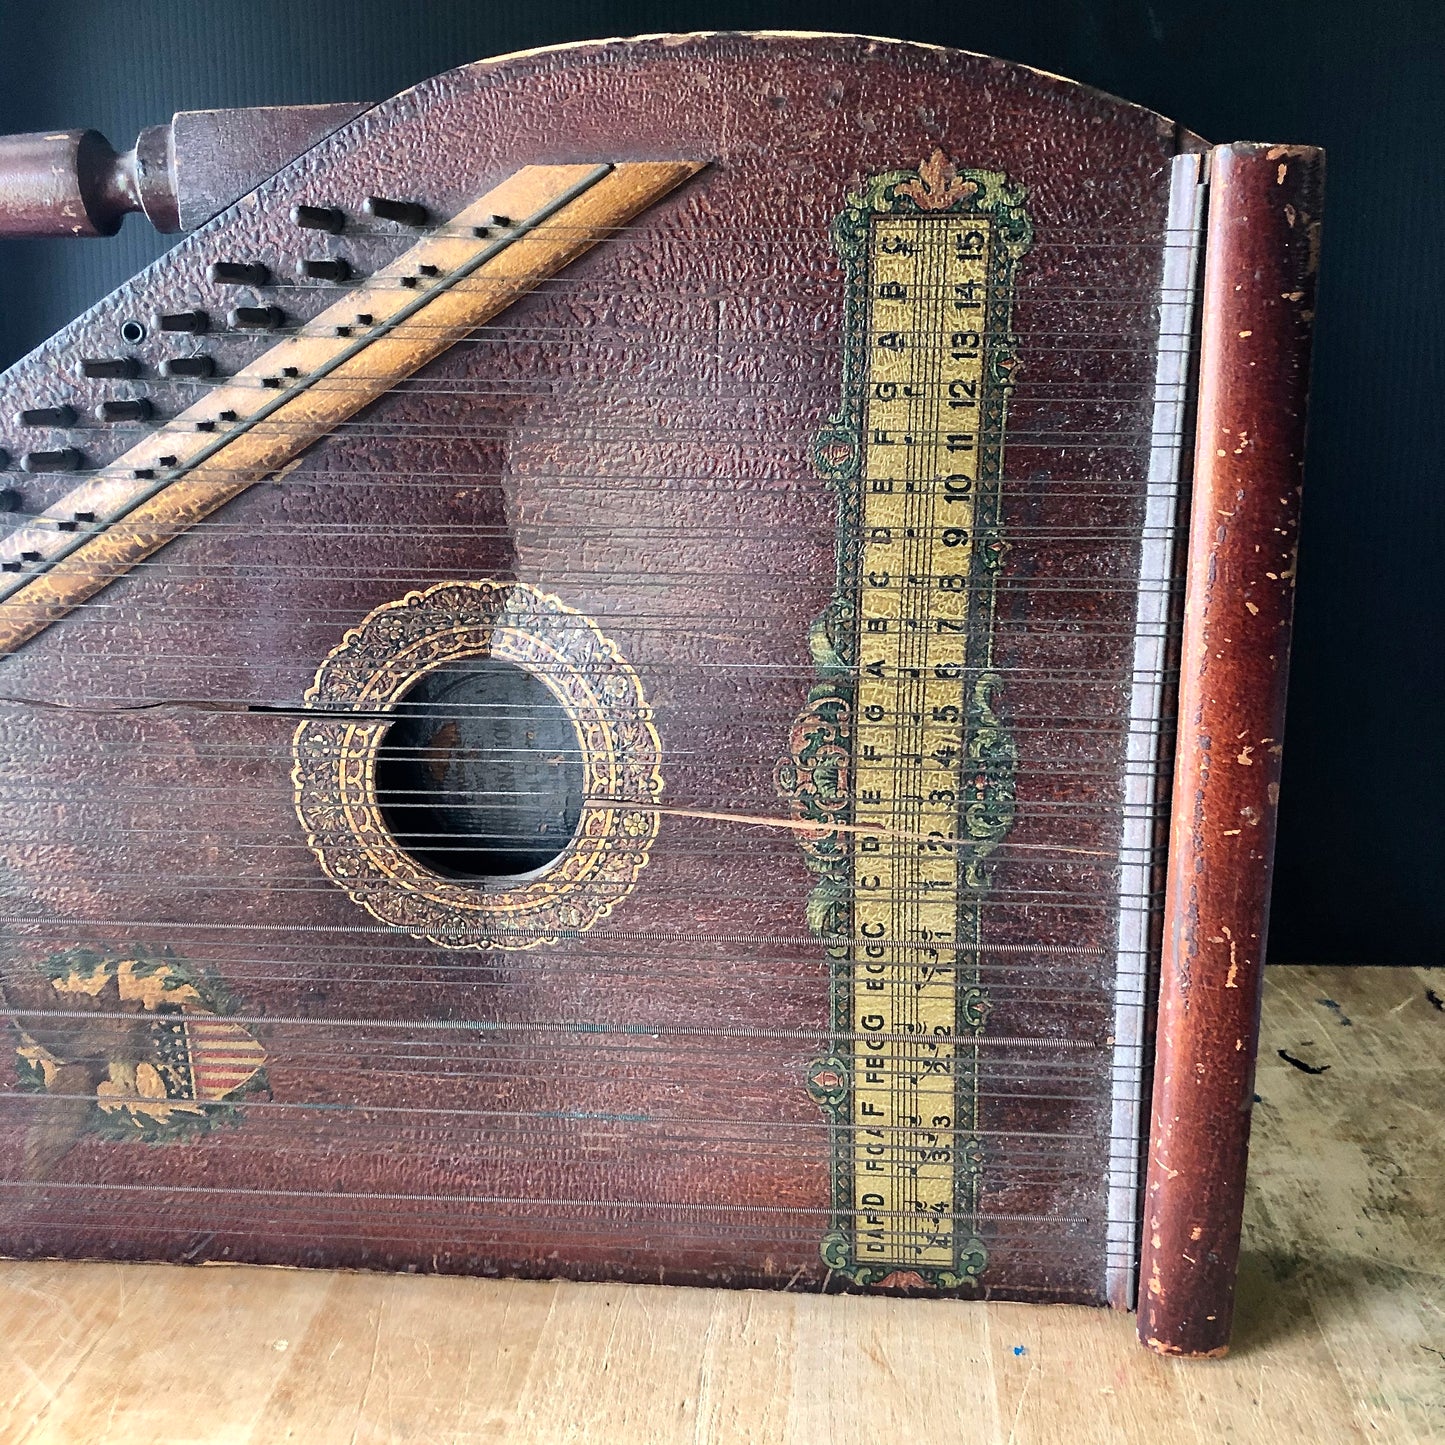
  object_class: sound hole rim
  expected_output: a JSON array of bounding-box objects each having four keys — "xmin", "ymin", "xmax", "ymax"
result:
[{"xmin": 291, "ymin": 580, "xmax": 664, "ymax": 951}]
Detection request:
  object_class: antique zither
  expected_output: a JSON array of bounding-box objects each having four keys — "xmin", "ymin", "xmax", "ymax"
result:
[{"xmin": 0, "ymin": 33, "xmax": 1322, "ymax": 1356}]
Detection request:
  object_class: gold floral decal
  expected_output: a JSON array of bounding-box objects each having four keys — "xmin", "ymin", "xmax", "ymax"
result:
[
  {"xmin": 894, "ymin": 149, "xmax": 981, "ymax": 211},
  {"xmin": 292, "ymin": 580, "xmax": 663, "ymax": 950}
]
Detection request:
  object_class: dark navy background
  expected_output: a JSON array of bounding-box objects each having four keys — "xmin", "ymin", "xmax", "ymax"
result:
[{"xmin": 1, "ymin": 0, "xmax": 1439, "ymax": 964}]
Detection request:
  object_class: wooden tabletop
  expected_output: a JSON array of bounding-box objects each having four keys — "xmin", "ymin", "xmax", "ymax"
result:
[{"xmin": 0, "ymin": 964, "xmax": 1440, "ymax": 1444}]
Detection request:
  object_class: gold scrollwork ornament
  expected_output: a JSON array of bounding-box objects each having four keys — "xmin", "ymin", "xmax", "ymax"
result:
[{"xmin": 291, "ymin": 580, "xmax": 663, "ymax": 950}]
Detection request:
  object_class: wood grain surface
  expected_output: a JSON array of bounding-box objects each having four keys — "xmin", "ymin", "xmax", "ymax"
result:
[
  {"xmin": 0, "ymin": 34, "xmax": 1200, "ymax": 1306},
  {"xmin": 0, "ymin": 963, "xmax": 1437, "ymax": 1444}
]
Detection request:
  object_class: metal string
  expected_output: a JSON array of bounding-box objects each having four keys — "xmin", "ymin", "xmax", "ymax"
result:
[{"xmin": 0, "ymin": 210, "xmax": 1200, "ymax": 1281}]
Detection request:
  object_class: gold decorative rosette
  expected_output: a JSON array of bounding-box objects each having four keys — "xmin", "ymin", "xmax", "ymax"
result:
[{"xmin": 291, "ymin": 580, "xmax": 663, "ymax": 949}]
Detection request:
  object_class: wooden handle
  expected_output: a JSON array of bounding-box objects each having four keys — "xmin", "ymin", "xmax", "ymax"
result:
[
  {"xmin": 0, "ymin": 106, "xmax": 380, "ymax": 237},
  {"xmin": 1139, "ymin": 141, "xmax": 1325, "ymax": 1357},
  {"xmin": 0, "ymin": 128, "xmax": 132, "ymax": 236}
]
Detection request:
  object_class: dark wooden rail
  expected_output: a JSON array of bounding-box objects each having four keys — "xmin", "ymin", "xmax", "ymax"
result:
[{"xmin": 1140, "ymin": 140, "xmax": 1326, "ymax": 1356}]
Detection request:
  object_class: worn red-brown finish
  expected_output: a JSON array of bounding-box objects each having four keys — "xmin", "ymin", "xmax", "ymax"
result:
[
  {"xmin": 170, "ymin": 103, "xmax": 372, "ymax": 230},
  {"xmin": 0, "ymin": 128, "xmax": 138, "ymax": 237},
  {"xmin": 0, "ymin": 35, "xmax": 1319, "ymax": 1348},
  {"xmin": 1139, "ymin": 143, "xmax": 1324, "ymax": 1356}
]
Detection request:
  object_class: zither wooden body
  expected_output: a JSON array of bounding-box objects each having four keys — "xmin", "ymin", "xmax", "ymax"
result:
[{"xmin": 0, "ymin": 33, "xmax": 1321, "ymax": 1357}]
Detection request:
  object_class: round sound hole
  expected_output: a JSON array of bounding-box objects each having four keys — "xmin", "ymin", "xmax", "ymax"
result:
[{"xmin": 374, "ymin": 658, "xmax": 586, "ymax": 881}]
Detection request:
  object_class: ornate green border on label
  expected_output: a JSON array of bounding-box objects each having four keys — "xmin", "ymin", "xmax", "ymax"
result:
[{"xmin": 776, "ymin": 151, "xmax": 1032, "ymax": 1289}]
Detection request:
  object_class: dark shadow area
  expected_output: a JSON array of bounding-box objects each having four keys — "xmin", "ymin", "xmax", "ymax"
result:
[{"xmin": 375, "ymin": 659, "xmax": 585, "ymax": 881}]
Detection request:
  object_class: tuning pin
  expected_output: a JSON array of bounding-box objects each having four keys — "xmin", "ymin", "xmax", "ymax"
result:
[
  {"xmin": 81, "ymin": 357, "xmax": 140, "ymax": 380},
  {"xmin": 301, "ymin": 257, "xmax": 352, "ymax": 283},
  {"xmin": 98, "ymin": 399, "xmax": 153, "ymax": 423},
  {"xmin": 157, "ymin": 311, "xmax": 209, "ymax": 334},
  {"xmin": 363, "ymin": 196, "xmax": 429, "ymax": 226},
  {"xmin": 209, "ymin": 261, "xmax": 271, "ymax": 286},
  {"xmin": 292, "ymin": 204, "xmax": 345, "ymax": 234},
  {"xmin": 22, "ymin": 448, "xmax": 83, "ymax": 473},
  {"xmin": 161, "ymin": 356, "xmax": 215, "ymax": 379},
  {"xmin": 229, "ymin": 306, "xmax": 286, "ymax": 330},
  {"xmin": 17, "ymin": 405, "xmax": 77, "ymax": 427}
]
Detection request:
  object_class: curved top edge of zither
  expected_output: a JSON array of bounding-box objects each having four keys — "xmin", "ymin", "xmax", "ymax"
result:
[{"xmin": 390, "ymin": 30, "xmax": 1209, "ymax": 151}]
